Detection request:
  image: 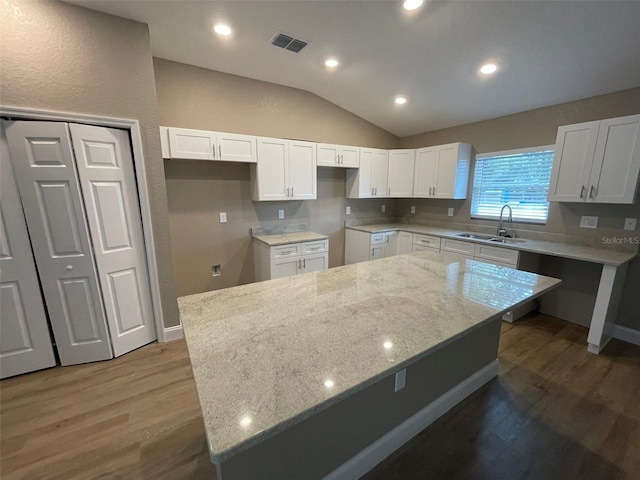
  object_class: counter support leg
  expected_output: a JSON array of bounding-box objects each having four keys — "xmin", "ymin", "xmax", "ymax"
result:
[{"xmin": 587, "ymin": 264, "xmax": 628, "ymax": 354}]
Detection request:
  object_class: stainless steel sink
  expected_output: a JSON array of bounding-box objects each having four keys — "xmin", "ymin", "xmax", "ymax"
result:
[
  {"xmin": 455, "ymin": 233, "xmax": 496, "ymax": 241},
  {"xmin": 489, "ymin": 237, "xmax": 527, "ymax": 244}
]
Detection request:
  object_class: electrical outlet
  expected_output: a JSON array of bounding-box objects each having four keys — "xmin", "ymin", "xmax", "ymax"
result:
[
  {"xmin": 219, "ymin": 212, "xmax": 227, "ymax": 223},
  {"xmin": 278, "ymin": 209, "xmax": 285, "ymax": 220},
  {"xmin": 381, "ymin": 204, "xmax": 386, "ymax": 213},
  {"xmin": 580, "ymin": 216, "xmax": 599, "ymax": 229},
  {"xmin": 212, "ymin": 265, "xmax": 222, "ymax": 277},
  {"xmin": 410, "ymin": 206, "xmax": 416, "ymax": 214},
  {"xmin": 448, "ymin": 208, "xmax": 454, "ymax": 216},
  {"xmin": 395, "ymin": 369, "xmax": 406, "ymax": 392},
  {"xmin": 346, "ymin": 206, "xmax": 351, "ymax": 215},
  {"xmin": 624, "ymin": 218, "xmax": 637, "ymax": 231}
]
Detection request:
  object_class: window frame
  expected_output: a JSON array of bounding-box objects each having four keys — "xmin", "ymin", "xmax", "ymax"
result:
[{"xmin": 470, "ymin": 145, "xmax": 556, "ymax": 225}]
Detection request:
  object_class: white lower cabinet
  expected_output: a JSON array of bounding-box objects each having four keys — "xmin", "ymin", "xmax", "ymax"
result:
[
  {"xmin": 345, "ymin": 229, "xmax": 391, "ymax": 264},
  {"xmin": 383, "ymin": 231, "xmax": 398, "ymax": 257},
  {"xmin": 254, "ymin": 239, "xmax": 328, "ymax": 281},
  {"xmin": 398, "ymin": 232, "xmax": 413, "ymax": 254}
]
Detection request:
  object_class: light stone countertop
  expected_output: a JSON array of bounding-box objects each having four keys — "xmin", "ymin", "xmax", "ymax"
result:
[
  {"xmin": 346, "ymin": 224, "xmax": 637, "ymax": 266},
  {"xmin": 253, "ymin": 231, "xmax": 328, "ymax": 246},
  {"xmin": 179, "ymin": 251, "xmax": 561, "ymax": 463}
]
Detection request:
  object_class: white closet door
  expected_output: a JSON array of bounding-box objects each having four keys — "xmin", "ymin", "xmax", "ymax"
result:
[
  {"xmin": 69, "ymin": 124, "xmax": 157, "ymax": 357},
  {"xmin": 0, "ymin": 127, "xmax": 57, "ymax": 378},
  {"xmin": 4, "ymin": 120, "xmax": 113, "ymax": 366}
]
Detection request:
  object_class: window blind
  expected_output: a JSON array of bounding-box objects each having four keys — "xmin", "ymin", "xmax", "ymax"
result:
[{"xmin": 471, "ymin": 146, "xmax": 555, "ymax": 224}]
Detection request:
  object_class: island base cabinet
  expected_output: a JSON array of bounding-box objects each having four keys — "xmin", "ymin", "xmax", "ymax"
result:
[
  {"xmin": 254, "ymin": 239, "xmax": 329, "ymax": 281},
  {"xmin": 213, "ymin": 319, "xmax": 502, "ymax": 480}
]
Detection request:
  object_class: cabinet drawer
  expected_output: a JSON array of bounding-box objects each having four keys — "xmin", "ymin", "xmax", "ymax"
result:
[
  {"xmin": 301, "ymin": 240, "xmax": 328, "ymax": 254},
  {"xmin": 270, "ymin": 243, "xmax": 301, "ymax": 259},
  {"xmin": 370, "ymin": 233, "xmax": 386, "ymax": 245},
  {"xmin": 412, "ymin": 234, "xmax": 441, "ymax": 250},
  {"xmin": 412, "ymin": 245, "xmax": 432, "ymax": 253},
  {"xmin": 441, "ymin": 238, "xmax": 475, "ymax": 256},
  {"xmin": 474, "ymin": 244, "xmax": 519, "ymax": 266}
]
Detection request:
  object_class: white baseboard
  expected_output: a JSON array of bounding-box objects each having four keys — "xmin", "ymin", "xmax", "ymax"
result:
[
  {"xmin": 163, "ymin": 324, "xmax": 184, "ymax": 342},
  {"xmin": 612, "ymin": 325, "xmax": 640, "ymax": 347},
  {"xmin": 323, "ymin": 359, "xmax": 499, "ymax": 480}
]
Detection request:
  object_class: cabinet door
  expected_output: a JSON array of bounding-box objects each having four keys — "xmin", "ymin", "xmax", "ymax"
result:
[
  {"xmin": 217, "ymin": 132, "xmax": 257, "ymax": 163},
  {"xmin": 371, "ymin": 150, "xmax": 389, "ymax": 197},
  {"xmin": 388, "ymin": 150, "xmax": 415, "ymax": 197},
  {"xmin": 398, "ymin": 232, "xmax": 413, "ymax": 254},
  {"xmin": 434, "ymin": 144, "xmax": 460, "ymax": 198},
  {"xmin": 341, "ymin": 146, "xmax": 360, "ymax": 168},
  {"xmin": 384, "ymin": 232, "xmax": 398, "ymax": 257},
  {"xmin": 167, "ymin": 127, "xmax": 215, "ymax": 160},
  {"xmin": 548, "ymin": 121, "xmax": 599, "ymax": 202},
  {"xmin": 270, "ymin": 257, "xmax": 300, "ymax": 279},
  {"xmin": 371, "ymin": 245, "xmax": 385, "ymax": 260},
  {"xmin": 588, "ymin": 114, "xmax": 640, "ymax": 204},
  {"xmin": 413, "ymin": 147, "xmax": 437, "ymax": 197},
  {"xmin": 301, "ymin": 253, "xmax": 328, "ymax": 273},
  {"xmin": 317, "ymin": 143, "xmax": 340, "ymax": 167},
  {"xmin": 256, "ymin": 137, "xmax": 288, "ymax": 201},
  {"xmin": 355, "ymin": 149, "xmax": 374, "ymax": 197},
  {"xmin": 289, "ymin": 140, "xmax": 317, "ymax": 200}
]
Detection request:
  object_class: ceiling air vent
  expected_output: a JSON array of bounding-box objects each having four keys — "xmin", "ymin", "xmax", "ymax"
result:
[{"xmin": 269, "ymin": 32, "xmax": 309, "ymax": 53}]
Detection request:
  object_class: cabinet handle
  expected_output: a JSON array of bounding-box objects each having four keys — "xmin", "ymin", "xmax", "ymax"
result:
[
  {"xmin": 589, "ymin": 185, "xmax": 596, "ymax": 199},
  {"xmin": 218, "ymin": 145, "xmax": 222, "ymax": 158},
  {"xmin": 371, "ymin": 187, "xmax": 374, "ymax": 195},
  {"xmin": 298, "ymin": 259, "xmax": 302, "ymax": 269},
  {"xmin": 580, "ymin": 185, "xmax": 586, "ymax": 198},
  {"xmin": 291, "ymin": 187, "xmax": 294, "ymax": 197},
  {"xmin": 65, "ymin": 265, "xmax": 73, "ymax": 271},
  {"xmin": 388, "ymin": 187, "xmax": 391, "ymax": 196},
  {"xmin": 372, "ymin": 248, "xmax": 374, "ymax": 256},
  {"xmin": 286, "ymin": 187, "xmax": 290, "ymax": 197},
  {"xmin": 433, "ymin": 186, "xmax": 436, "ymax": 195},
  {"xmin": 308, "ymin": 247, "xmax": 321, "ymax": 251},
  {"xmin": 375, "ymin": 187, "xmax": 377, "ymax": 195},
  {"xmin": 212, "ymin": 143, "xmax": 215, "ymax": 159},
  {"xmin": 429, "ymin": 187, "xmax": 432, "ymax": 195},
  {"xmin": 303, "ymin": 258, "xmax": 306, "ymax": 268}
]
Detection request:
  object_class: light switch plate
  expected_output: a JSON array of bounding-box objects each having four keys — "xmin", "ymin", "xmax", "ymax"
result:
[
  {"xmin": 278, "ymin": 209, "xmax": 284, "ymax": 220},
  {"xmin": 448, "ymin": 208, "xmax": 454, "ymax": 216},
  {"xmin": 580, "ymin": 216, "xmax": 598, "ymax": 229},
  {"xmin": 624, "ymin": 218, "xmax": 637, "ymax": 231},
  {"xmin": 219, "ymin": 212, "xmax": 227, "ymax": 223},
  {"xmin": 346, "ymin": 206, "xmax": 351, "ymax": 215},
  {"xmin": 381, "ymin": 204, "xmax": 386, "ymax": 213},
  {"xmin": 395, "ymin": 369, "xmax": 406, "ymax": 392},
  {"xmin": 410, "ymin": 206, "xmax": 416, "ymax": 214}
]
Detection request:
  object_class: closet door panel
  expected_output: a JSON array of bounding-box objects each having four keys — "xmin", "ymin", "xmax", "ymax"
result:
[
  {"xmin": 0, "ymin": 130, "xmax": 57, "ymax": 378},
  {"xmin": 4, "ymin": 120, "xmax": 112, "ymax": 366},
  {"xmin": 70, "ymin": 124, "xmax": 157, "ymax": 357}
]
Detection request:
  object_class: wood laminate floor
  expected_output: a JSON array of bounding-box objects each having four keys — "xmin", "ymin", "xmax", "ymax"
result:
[{"xmin": 1, "ymin": 314, "xmax": 639, "ymax": 480}]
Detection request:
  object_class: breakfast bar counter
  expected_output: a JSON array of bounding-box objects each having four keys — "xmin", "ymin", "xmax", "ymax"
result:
[{"xmin": 178, "ymin": 251, "xmax": 561, "ymax": 479}]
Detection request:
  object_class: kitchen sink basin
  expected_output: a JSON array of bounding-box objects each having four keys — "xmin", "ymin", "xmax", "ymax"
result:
[
  {"xmin": 489, "ymin": 237, "xmax": 527, "ymax": 244},
  {"xmin": 455, "ymin": 233, "xmax": 496, "ymax": 241}
]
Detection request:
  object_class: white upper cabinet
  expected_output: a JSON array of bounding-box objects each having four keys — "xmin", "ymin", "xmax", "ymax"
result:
[
  {"xmin": 346, "ymin": 148, "xmax": 389, "ymax": 198},
  {"xmin": 162, "ymin": 126, "xmax": 257, "ymax": 163},
  {"xmin": 548, "ymin": 114, "xmax": 640, "ymax": 204},
  {"xmin": 387, "ymin": 149, "xmax": 415, "ymax": 197},
  {"xmin": 317, "ymin": 143, "xmax": 360, "ymax": 168},
  {"xmin": 251, "ymin": 137, "xmax": 317, "ymax": 201},
  {"xmin": 414, "ymin": 143, "xmax": 471, "ymax": 199}
]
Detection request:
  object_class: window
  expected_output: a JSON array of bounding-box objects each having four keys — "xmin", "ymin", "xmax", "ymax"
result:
[{"xmin": 471, "ymin": 146, "xmax": 555, "ymax": 224}]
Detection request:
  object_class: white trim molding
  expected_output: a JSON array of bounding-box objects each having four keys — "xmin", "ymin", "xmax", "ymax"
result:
[
  {"xmin": 612, "ymin": 325, "xmax": 640, "ymax": 347},
  {"xmin": 324, "ymin": 359, "xmax": 499, "ymax": 480},
  {"xmin": 0, "ymin": 105, "xmax": 168, "ymax": 342},
  {"xmin": 163, "ymin": 325, "xmax": 184, "ymax": 342}
]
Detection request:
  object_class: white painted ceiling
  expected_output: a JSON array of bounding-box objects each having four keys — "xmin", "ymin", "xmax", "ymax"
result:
[{"xmin": 69, "ymin": 0, "xmax": 640, "ymax": 137}]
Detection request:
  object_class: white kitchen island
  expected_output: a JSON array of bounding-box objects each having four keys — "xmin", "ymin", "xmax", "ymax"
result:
[{"xmin": 178, "ymin": 251, "xmax": 561, "ymax": 479}]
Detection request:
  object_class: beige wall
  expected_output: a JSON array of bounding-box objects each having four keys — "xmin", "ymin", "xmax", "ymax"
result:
[
  {"xmin": 155, "ymin": 58, "xmax": 398, "ymax": 296},
  {"xmin": 397, "ymin": 88, "xmax": 640, "ymax": 329},
  {"xmin": 0, "ymin": 0, "xmax": 180, "ymax": 327}
]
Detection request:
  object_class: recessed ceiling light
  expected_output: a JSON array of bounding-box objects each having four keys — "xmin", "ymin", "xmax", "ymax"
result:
[
  {"xmin": 324, "ymin": 58, "xmax": 339, "ymax": 68},
  {"xmin": 480, "ymin": 63, "xmax": 498, "ymax": 75},
  {"xmin": 394, "ymin": 96, "xmax": 407, "ymax": 105},
  {"xmin": 403, "ymin": 0, "xmax": 424, "ymax": 11},
  {"xmin": 214, "ymin": 24, "xmax": 232, "ymax": 36}
]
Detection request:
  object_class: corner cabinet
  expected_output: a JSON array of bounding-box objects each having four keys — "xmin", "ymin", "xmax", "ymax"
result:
[
  {"xmin": 413, "ymin": 143, "xmax": 471, "ymax": 199},
  {"xmin": 317, "ymin": 143, "xmax": 360, "ymax": 168},
  {"xmin": 346, "ymin": 148, "xmax": 389, "ymax": 198},
  {"xmin": 548, "ymin": 114, "xmax": 640, "ymax": 204},
  {"xmin": 387, "ymin": 149, "xmax": 416, "ymax": 197},
  {"xmin": 254, "ymin": 239, "xmax": 328, "ymax": 281},
  {"xmin": 161, "ymin": 126, "xmax": 257, "ymax": 163},
  {"xmin": 251, "ymin": 137, "xmax": 317, "ymax": 201}
]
